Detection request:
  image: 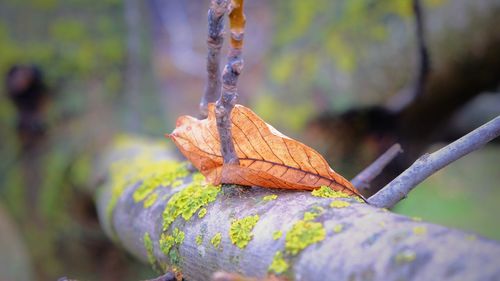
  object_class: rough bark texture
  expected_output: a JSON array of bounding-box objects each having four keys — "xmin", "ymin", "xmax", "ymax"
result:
[{"xmin": 95, "ymin": 137, "xmax": 500, "ymax": 281}]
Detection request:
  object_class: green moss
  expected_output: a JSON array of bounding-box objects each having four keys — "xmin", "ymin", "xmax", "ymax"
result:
[
  {"xmin": 330, "ymin": 200, "xmax": 351, "ymax": 208},
  {"xmin": 395, "ymin": 249, "xmax": 416, "ymax": 264},
  {"xmin": 285, "ymin": 220, "xmax": 326, "ymax": 255},
  {"xmin": 143, "ymin": 232, "xmax": 156, "ymax": 268},
  {"xmin": 198, "ymin": 208, "xmax": 207, "ymax": 218},
  {"xmin": 268, "ymin": 251, "xmax": 289, "ymax": 274},
  {"xmin": 263, "ymin": 194, "xmax": 278, "ymax": 201},
  {"xmin": 159, "ymin": 228, "xmax": 185, "ymax": 257},
  {"xmin": 162, "ymin": 173, "xmax": 221, "ymax": 231},
  {"xmin": 211, "ymin": 233, "xmax": 222, "ymax": 249},
  {"xmin": 143, "ymin": 192, "xmax": 158, "ymax": 208},
  {"xmin": 333, "ymin": 224, "xmax": 343, "ymax": 233},
  {"xmin": 273, "ymin": 230, "xmax": 283, "ymax": 240},
  {"xmin": 229, "ymin": 215, "xmax": 260, "ymax": 249},
  {"xmin": 196, "ymin": 234, "xmax": 203, "ymax": 245}
]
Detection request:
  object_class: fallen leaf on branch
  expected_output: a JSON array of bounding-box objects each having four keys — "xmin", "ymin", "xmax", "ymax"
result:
[{"xmin": 167, "ymin": 104, "xmax": 361, "ymax": 196}]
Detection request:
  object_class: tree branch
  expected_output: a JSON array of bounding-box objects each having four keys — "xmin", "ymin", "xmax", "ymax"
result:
[
  {"xmin": 215, "ymin": 0, "xmax": 246, "ymax": 165},
  {"xmin": 411, "ymin": 0, "xmax": 430, "ymax": 100},
  {"xmin": 351, "ymin": 143, "xmax": 403, "ymax": 190},
  {"xmin": 200, "ymin": 0, "xmax": 229, "ymax": 118},
  {"xmin": 368, "ymin": 116, "xmax": 500, "ymax": 208},
  {"xmin": 95, "ymin": 137, "xmax": 500, "ymax": 281}
]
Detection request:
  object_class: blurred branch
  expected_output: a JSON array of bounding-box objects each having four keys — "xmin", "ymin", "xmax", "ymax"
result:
[
  {"xmin": 152, "ymin": 0, "xmax": 205, "ymax": 77},
  {"xmin": 124, "ymin": 0, "xmax": 142, "ymax": 132},
  {"xmin": 411, "ymin": 0, "xmax": 430, "ymax": 100},
  {"xmin": 386, "ymin": 0, "xmax": 430, "ymax": 112},
  {"xmin": 215, "ymin": 0, "xmax": 246, "ymax": 165},
  {"xmin": 200, "ymin": 0, "xmax": 229, "ymax": 118},
  {"xmin": 368, "ymin": 116, "xmax": 500, "ymax": 208},
  {"xmin": 351, "ymin": 143, "xmax": 402, "ymax": 190}
]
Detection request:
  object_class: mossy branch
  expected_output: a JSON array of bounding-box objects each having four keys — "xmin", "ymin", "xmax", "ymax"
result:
[{"xmin": 95, "ymin": 136, "xmax": 500, "ymax": 281}]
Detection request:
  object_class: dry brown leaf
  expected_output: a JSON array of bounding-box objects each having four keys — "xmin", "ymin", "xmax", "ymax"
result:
[{"xmin": 167, "ymin": 104, "xmax": 361, "ymax": 196}]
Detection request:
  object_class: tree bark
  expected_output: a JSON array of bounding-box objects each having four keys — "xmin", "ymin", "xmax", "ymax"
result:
[{"xmin": 95, "ymin": 138, "xmax": 500, "ymax": 281}]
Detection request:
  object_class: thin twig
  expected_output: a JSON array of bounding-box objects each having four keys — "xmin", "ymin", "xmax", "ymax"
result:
[
  {"xmin": 200, "ymin": 0, "xmax": 229, "ymax": 118},
  {"xmin": 411, "ymin": 0, "xmax": 430, "ymax": 99},
  {"xmin": 368, "ymin": 116, "xmax": 500, "ymax": 208},
  {"xmin": 215, "ymin": 0, "xmax": 245, "ymax": 165},
  {"xmin": 351, "ymin": 143, "xmax": 403, "ymax": 190}
]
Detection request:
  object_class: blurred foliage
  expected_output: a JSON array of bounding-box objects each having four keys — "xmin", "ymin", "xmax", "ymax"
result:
[
  {"xmin": 253, "ymin": 0, "xmax": 447, "ymax": 133},
  {"xmin": 0, "ymin": 0, "xmax": 157, "ymax": 280}
]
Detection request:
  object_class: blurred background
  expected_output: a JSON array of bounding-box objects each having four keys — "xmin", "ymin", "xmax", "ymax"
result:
[{"xmin": 0, "ymin": 0, "xmax": 499, "ymax": 280}]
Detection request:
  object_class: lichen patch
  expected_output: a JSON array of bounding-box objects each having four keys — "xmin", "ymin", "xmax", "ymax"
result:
[
  {"xmin": 229, "ymin": 215, "xmax": 260, "ymax": 249},
  {"xmin": 268, "ymin": 251, "xmax": 289, "ymax": 274},
  {"xmin": 162, "ymin": 173, "xmax": 221, "ymax": 231},
  {"xmin": 285, "ymin": 220, "xmax": 326, "ymax": 255},
  {"xmin": 211, "ymin": 232, "xmax": 222, "ymax": 249}
]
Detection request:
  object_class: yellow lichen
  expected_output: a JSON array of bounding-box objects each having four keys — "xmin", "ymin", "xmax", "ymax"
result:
[
  {"xmin": 273, "ymin": 230, "xmax": 283, "ymax": 240},
  {"xmin": 330, "ymin": 200, "xmax": 351, "ymax": 208},
  {"xmin": 171, "ymin": 180, "xmax": 183, "ymax": 188},
  {"xmin": 143, "ymin": 232, "xmax": 156, "ymax": 268},
  {"xmin": 395, "ymin": 249, "xmax": 416, "ymax": 264},
  {"xmin": 311, "ymin": 186, "xmax": 364, "ymax": 202},
  {"xmin": 263, "ymin": 194, "xmax": 278, "ymax": 201},
  {"xmin": 143, "ymin": 192, "xmax": 158, "ymax": 208},
  {"xmin": 196, "ymin": 234, "xmax": 203, "ymax": 245},
  {"xmin": 268, "ymin": 251, "xmax": 289, "ymax": 274},
  {"xmin": 211, "ymin": 233, "xmax": 222, "ymax": 249},
  {"xmin": 303, "ymin": 211, "xmax": 319, "ymax": 221},
  {"xmin": 162, "ymin": 173, "xmax": 221, "ymax": 231},
  {"xmin": 333, "ymin": 224, "xmax": 343, "ymax": 233},
  {"xmin": 285, "ymin": 220, "xmax": 326, "ymax": 255},
  {"xmin": 229, "ymin": 215, "xmax": 260, "ymax": 249},
  {"xmin": 413, "ymin": 226, "xmax": 427, "ymax": 235},
  {"xmin": 311, "ymin": 186, "xmax": 350, "ymax": 199},
  {"xmin": 159, "ymin": 228, "xmax": 185, "ymax": 256},
  {"xmin": 106, "ymin": 150, "xmax": 189, "ymax": 224},
  {"xmin": 198, "ymin": 208, "xmax": 207, "ymax": 218},
  {"xmin": 132, "ymin": 161, "xmax": 189, "ymax": 203}
]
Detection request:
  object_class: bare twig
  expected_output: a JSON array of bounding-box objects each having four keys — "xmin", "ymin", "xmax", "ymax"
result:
[
  {"xmin": 368, "ymin": 116, "xmax": 500, "ymax": 208},
  {"xmin": 351, "ymin": 143, "xmax": 403, "ymax": 190},
  {"xmin": 215, "ymin": 0, "xmax": 246, "ymax": 165},
  {"xmin": 200, "ymin": 0, "xmax": 229, "ymax": 118},
  {"xmin": 411, "ymin": 0, "xmax": 430, "ymax": 100}
]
